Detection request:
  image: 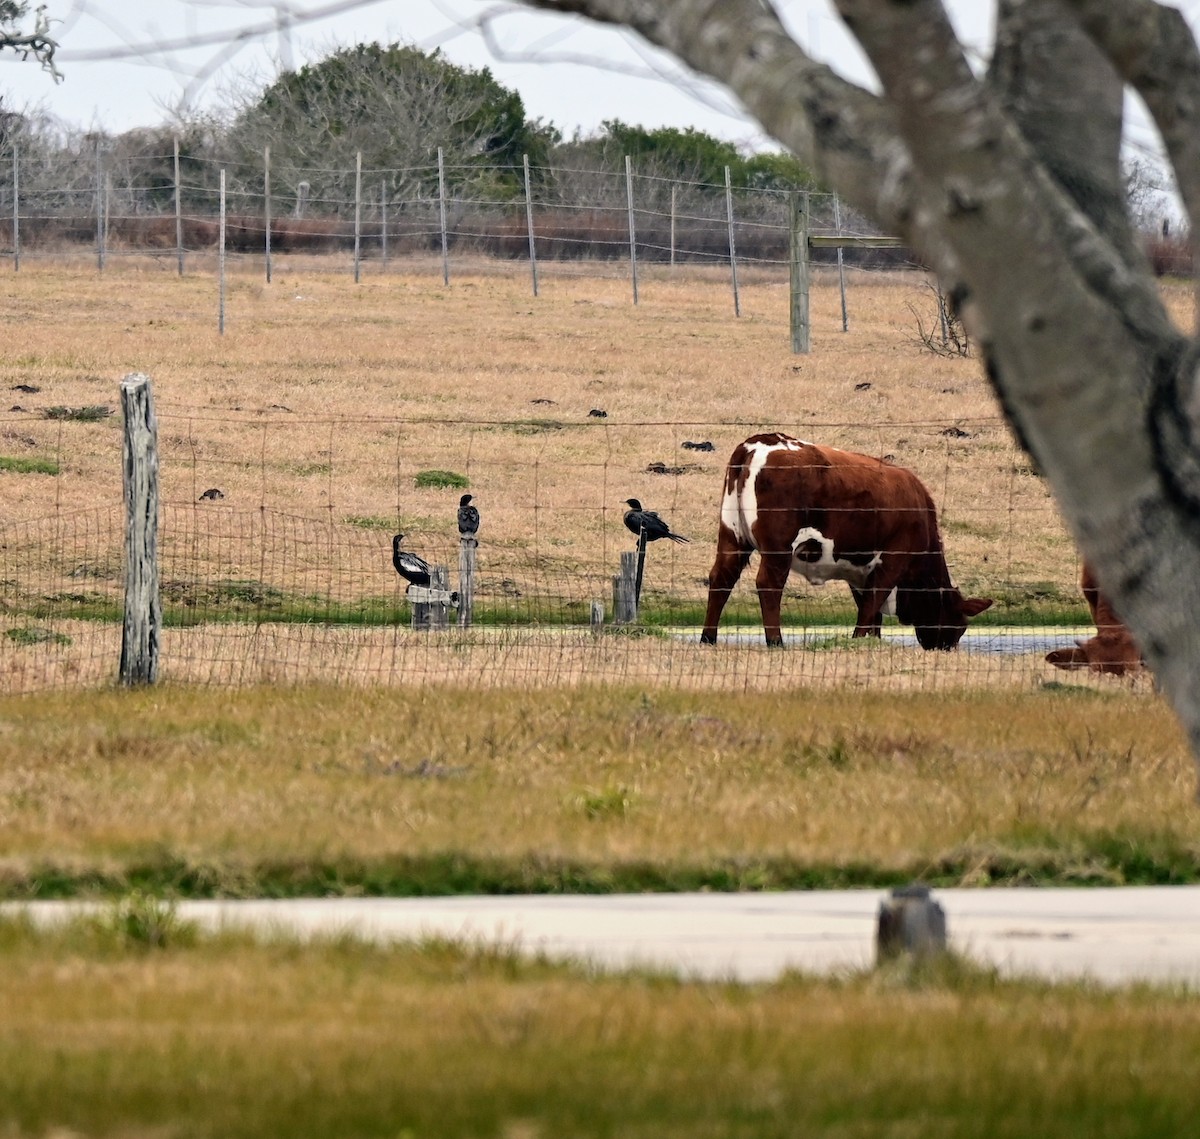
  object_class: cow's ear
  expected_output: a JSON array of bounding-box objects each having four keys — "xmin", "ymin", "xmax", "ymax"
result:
[{"xmin": 960, "ymin": 597, "xmax": 993, "ymax": 617}]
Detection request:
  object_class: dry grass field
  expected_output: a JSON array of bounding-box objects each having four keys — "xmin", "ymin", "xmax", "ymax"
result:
[
  {"xmin": 2, "ymin": 257, "xmax": 1199, "ymax": 1137},
  {"xmin": 3, "ymin": 254, "xmax": 1181, "ymax": 692}
]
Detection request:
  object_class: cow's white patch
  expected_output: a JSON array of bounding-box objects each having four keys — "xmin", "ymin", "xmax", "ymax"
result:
[
  {"xmin": 789, "ymin": 526, "xmax": 882, "ymax": 589},
  {"xmin": 722, "ymin": 438, "xmax": 808, "ymax": 545}
]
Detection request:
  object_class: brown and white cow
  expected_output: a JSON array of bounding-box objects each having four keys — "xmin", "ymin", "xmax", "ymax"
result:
[
  {"xmin": 700, "ymin": 433, "xmax": 993, "ymax": 648},
  {"xmin": 1045, "ymin": 562, "xmax": 1144, "ymax": 676}
]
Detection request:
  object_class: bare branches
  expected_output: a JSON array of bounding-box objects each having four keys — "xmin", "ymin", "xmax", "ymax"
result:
[
  {"xmin": 1, "ymin": 3, "xmax": 61, "ymax": 80},
  {"xmin": 517, "ymin": 0, "xmax": 908, "ymax": 232}
]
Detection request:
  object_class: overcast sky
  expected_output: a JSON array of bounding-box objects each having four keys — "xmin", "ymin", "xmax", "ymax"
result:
[
  {"xmin": 0, "ymin": 0, "xmax": 1189, "ymax": 174},
  {"xmin": 1, "ymin": 0, "xmax": 997, "ymax": 147}
]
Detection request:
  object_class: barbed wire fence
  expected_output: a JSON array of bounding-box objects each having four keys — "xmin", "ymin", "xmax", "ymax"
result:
[
  {"xmin": 0, "ymin": 147, "xmax": 918, "ymax": 300},
  {"xmin": 0, "ymin": 382, "xmax": 1144, "ymax": 696}
]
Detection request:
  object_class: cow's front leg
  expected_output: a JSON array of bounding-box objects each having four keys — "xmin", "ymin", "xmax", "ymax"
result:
[
  {"xmin": 701, "ymin": 528, "xmax": 752, "ymax": 644},
  {"xmin": 755, "ymin": 550, "xmax": 792, "ymax": 647},
  {"xmin": 849, "ymin": 587, "xmax": 883, "ymax": 638},
  {"xmin": 851, "ymin": 562, "xmax": 902, "ymax": 638}
]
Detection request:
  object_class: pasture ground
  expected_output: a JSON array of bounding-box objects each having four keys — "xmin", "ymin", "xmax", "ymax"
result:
[
  {"xmin": 0, "ymin": 683, "xmax": 1194, "ymax": 897},
  {"xmin": 2, "ymin": 259, "xmax": 1198, "ymax": 1135},
  {"xmin": 2, "ymin": 257, "xmax": 1182, "ymax": 688}
]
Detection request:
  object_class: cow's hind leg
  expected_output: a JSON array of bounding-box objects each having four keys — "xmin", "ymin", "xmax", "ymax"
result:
[
  {"xmin": 755, "ymin": 550, "xmax": 793, "ymax": 647},
  {"xmin": 701, "ymin": 527, "xmax": 752, "ymax": 644}
]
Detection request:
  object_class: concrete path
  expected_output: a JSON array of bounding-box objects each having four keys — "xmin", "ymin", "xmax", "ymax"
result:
[{"xmin": 10, "ymin": 886, "xmax": 1200, "ymax": 987}]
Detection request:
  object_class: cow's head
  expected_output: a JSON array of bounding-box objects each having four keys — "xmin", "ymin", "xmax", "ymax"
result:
[{"xmin": 897, "ymin": 586, "xmax": 993, "ymax": 650}]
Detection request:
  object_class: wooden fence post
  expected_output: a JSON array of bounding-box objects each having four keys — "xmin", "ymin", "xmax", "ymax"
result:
[
  {"xmin": 523, "ymin": 153, "xmax": 539, "ymax": 298},
  {"xmin": 724, "ymin": 165, "xmax": 740, "ymax": 317},
  {"xmin": 634, "ymin": 531, "xmax": 648, "ymax": 608},
  {"xmin": 353, "ymin": 150, "xmax": 362, "ymax": 284},
  {"xmin": 218, "ymin": 168, "xmax": 226, "ymax": 335},
  {"xmin": 410, "ymin": 566, "xmax": 456, "ymax": 631},
  {"xmin": 264, "ymin": 144, "xmax": 272, "ymax": 284},
  {"xmin": 380, "ymin": 181, "xmax": 388, "ymax": 271},
  {"xmin": 11, "ymin": 143, "xmax": 18, "ymax": 272},
  {"xmin": 119, "ymin": 373, "xmax": 161, "ymax": 686},
  {"xmin": 590, "ymin": 599, "xmax": 605, "ymax": 634},
  {"xmin": 458, "ymin": 538, "xmax": 476, "ymax": 628},
  {"xmin": 625, "ymin": 155, "xmax": 639, "ymax": 305},
  {"xmin": 789, "ymin": 190, "xmax": 810, "ymax": 354},
  {"xmin": 613, "ymin": 551, "xmax": 638, "ymax": 624},
  {"xmin": 173, "ymin": 136, "xmax": 184, "ymax": 276},
  {"xmin": 95, "ymin": 140, "xmax": 106, "ymax": 273},
  {"xmin": 437, "ymin": 146, "xmax": 450, "ymax": 286}
]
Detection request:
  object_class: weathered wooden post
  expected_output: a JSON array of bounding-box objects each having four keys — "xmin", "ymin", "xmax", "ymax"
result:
[
  {"xmin": 173, "ymin": 136, "xmax": 184, "ymax": 276},
  {"xmin": 523, "ymin": 152, "xmax": 539, "ymax": 298},
  {"xmin": 613, "ymin": 551, "xmax": 638, "ymax": 624},
  {"xmin": 12, "ymin": 143, "xmax": 19, "ymax": 272},
  {"xmin": 119, "ymin": 373, "xmax": 161, "ymax": 685},
  {"xmin": 437, "ymin": 146, "xmax": 450, "ymax": 286},
  {"xmin": 625, "ymin": 155, "xmax": 639, "ymax": 305},
  {"xmin": 264, "ymin": 144, "xmax": 272, "ymax": 284},
  {"xmin": 789, "ymin": 190, "xmax": 811, "ymax": 354},
  {"xmin": 876, "ymin": 884, "xmax": 947, "ymax": 964},
  {"xmin": 410, "ymin": 566, "xmax": 457, "ymax": 631},
  {"xmin": 724, "ymin": 165, "xmax": 740, "ymax": 317},
  {"xmin": 633, "ymin": 531, "xmax": 649, "ymax": 610},
  {"xmin": 458, "ymin": 537, "xmax": 476, "ymax": 629},
  {"xmin": 590, "ymin": 599, "xmax": 605, "ymax": 635}
]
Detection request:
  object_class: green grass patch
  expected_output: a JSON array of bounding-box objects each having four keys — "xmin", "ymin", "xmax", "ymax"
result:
[
  {"xmin": 0, "ymin": 455, "xmax": 59, "ymax": 475},
  {"xmin": 42, "ymin": 405, "xmax": 113, "ymax": 422},
  {"xmin": 4, "ymin": 625, "xmax": 72, "ymax": 647},
  {"xmin": 343, "ymin": 514, "xmax": 394, "ymax": 531},
  {"xmin": 414, "ymin": 468, "xmax": 470, "ymax": 489}
]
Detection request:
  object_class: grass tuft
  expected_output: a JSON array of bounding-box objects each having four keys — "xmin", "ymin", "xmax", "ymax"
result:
[
  {"xmin": 0, "ymin": 455, "xmax": 59, "ymax": 475},
  {"xmin": 4, "ymin": 626, "xmax": 72, "ymax": 647},
  {"xmin": 414, "ymin": 468, "xmax": 470, "ymax": 489},
  {"xmin": 42, "ymin": 404, "xmax": 114, "ymax": 421}
]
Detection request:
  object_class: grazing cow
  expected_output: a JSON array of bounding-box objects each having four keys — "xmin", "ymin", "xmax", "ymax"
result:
[
  {"xmin": 701, "ymin": 432, "xmax": 993, "ymax": 648},
  {"xmin": 1045, "ymin": 562, "xmax": 1143, "ymax": 676}
]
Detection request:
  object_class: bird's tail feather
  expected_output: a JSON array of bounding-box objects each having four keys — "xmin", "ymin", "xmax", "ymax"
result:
[{"xmin": 668, "ymin": 533, "xmax": 690, "ymax": 543}]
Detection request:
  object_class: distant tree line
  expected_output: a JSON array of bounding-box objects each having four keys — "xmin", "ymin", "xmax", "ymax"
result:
[{"xmin": 0, "ymin": 39, "xmax": 1177, "ymax": 269}]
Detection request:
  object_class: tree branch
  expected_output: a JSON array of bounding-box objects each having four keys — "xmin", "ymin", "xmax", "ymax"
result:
[
  {"xmin": 1059, "ymin": 0, "xmax": 1200, "ymax": 327},
  {"xmin": 1, "ymin": 4, "xmax": 61, "ymax": 81}
]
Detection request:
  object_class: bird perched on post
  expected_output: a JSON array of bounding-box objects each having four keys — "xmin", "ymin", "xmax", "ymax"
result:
[
  {"xmin": 391, "ymin": 533, "xmax": 432, "ymax": 589},
  {"xmin": 457, "ymin": 494, "xmax": 480, "ymax": 539},
  {"xmin": 623, "ymin": 499, "xmax": 689, "ymax": 543}
]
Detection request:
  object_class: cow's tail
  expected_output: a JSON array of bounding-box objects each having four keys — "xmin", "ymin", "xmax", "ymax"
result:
[{"xmin": 719, "ymin": 451, "xmax": 756, "ymax": 549}]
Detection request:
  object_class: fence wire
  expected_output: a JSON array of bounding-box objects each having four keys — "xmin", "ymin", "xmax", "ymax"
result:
[{"xmin": 0, "ymin": 411, "xmax": 1149, "ymax": 696}]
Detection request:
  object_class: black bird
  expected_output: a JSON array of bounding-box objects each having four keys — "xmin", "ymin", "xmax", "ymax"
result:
[
  {"xmin": 457, "ymin": 494, "xmax": 480, "ymax": 538},
  {"xmin": 392, "ymin": 533, "xmax": 432, "ymax": 589},
  {"xmin": 623, "ymin": 499, "xmax": 689, "ymax": 544}
]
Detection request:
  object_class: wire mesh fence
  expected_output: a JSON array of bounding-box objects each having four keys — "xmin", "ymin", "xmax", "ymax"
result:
[
  {"xmin": 0, "ymin": 148, "xmax": 915, "ymax": 283},
  {"xmin": 0, "ymin": 408, "xmax": 1149, "ymax": 696}
]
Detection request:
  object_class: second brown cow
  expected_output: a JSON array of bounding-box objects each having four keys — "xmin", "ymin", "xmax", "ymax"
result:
[{"xmin": 1045, "ymin": 562, "xmax": 1143, "ymax": 676}]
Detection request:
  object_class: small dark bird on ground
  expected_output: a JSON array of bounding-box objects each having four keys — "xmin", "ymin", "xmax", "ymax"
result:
[
  {"xmin": 392, "ymin": 533, "xmax": 432, "ymax": 588},
  {"xmin": 457, "ymin": 494, "xmax": 480, "ymax": 538},
  {"xmin": 623, "ymin": 499, "xmax": 689, "ymax": 544},
  {"xmin": 198, "ymin": 488, "xmax": 225, "ymax": 501}
]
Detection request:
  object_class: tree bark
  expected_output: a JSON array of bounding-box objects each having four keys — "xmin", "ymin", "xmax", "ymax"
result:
[{"xmin": 517, "ymin": 0, "xmax": 1200, "ymax": 787}]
